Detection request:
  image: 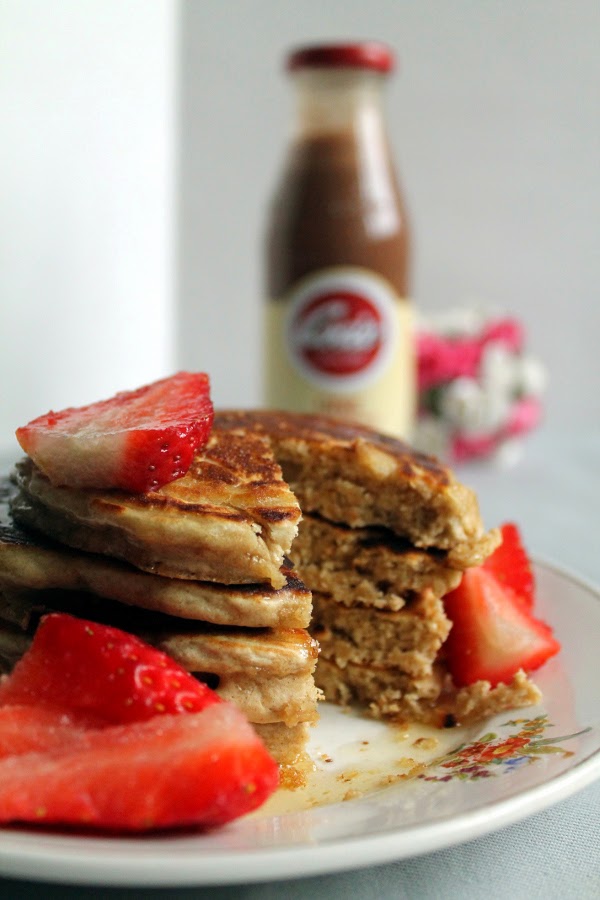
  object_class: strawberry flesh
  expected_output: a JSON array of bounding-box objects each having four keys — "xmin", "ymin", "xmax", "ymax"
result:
[
  {"xmin": 0, "ymin": 705, "xmax": 279, "ymax": 831},
  {"xmin": 483, "ymin": 522, "xmax": 534, "ymax": 609},
  {"xmin": 0, "ymin": 614, "xmax": 279, "ymax": 831},
  {"xmin": 16, "ymin": 372, "xmax": 214, "ymax": 492},
  {"xmin": 443, "ymin": 567, "xmax": 560, "ymax": 687},
  {"xmin": 0, "ymin": 613, "xmax": 221, "ymax": 724},
  {"xmin": 0, "ymin": 705, "xmax": 91, "ymax": 758}
]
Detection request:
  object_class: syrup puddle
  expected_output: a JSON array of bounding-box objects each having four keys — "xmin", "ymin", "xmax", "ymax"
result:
[{"xmin": 257, "ymin": 705, "xmax": 470, "ymax": 815}]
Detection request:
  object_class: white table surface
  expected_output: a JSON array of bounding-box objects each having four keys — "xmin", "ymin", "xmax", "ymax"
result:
[{"xmin": 0, "ymin": 426, "xmax": 598, "ymax": 899}]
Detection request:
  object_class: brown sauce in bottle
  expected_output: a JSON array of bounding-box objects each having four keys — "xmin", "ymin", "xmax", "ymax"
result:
[
  {"xmin": 264, "ymin": 45, "xmax": 414, "ymax": 437},
  {"xmin": 267, "ymin": 131, "xmax": 411, "ymax": 298}
]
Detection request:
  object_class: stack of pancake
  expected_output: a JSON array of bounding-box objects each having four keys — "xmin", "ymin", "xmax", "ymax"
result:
[
  {"xmin": 221, "ymin": 413, "xmax": 540, "ymax": 725},
  {"xmin": 0, "ymin": 419, "xmax": 321, "ymax": 767},
  {"xmin": 0, "ymin": 410, "xmax": 540, "ymax": 762}
]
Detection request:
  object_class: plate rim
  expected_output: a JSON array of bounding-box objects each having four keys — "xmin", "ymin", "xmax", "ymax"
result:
[{"xmin": 0, "ymin": 558, "xmax": 598, "ymax": 887}]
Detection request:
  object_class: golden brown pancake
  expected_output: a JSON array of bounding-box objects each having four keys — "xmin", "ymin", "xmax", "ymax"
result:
[
  {"xmin": 291, "ymin": 514, "xmax": 490, "ymax": 610},
  {"xmin": 0, "ymin": 478, "xmax": 311, "ymax": 628},
  {"xmin": 0, "ymin": 590, "xmax": 320, "ymax": 765},
  {"xmin": 316, "ymin": 657, "xmax": 541, "ymax": 727},
  {"xmin": 11, "ymin": 422, "xmax": 302, "ymax": 588},
  {"xmin": 214, "ymin": 410, "xmax": 496, "ymax": 557},
  {"xmin": 11, "ymin": 411, "xmax": 496, "ymax": 587},
  {"xmin": 6, "ymin": 408, "xmax": 539, "ymax": 734},
  {"xmin": 311, "ymin": 590, "xmax": 451, "ymax": 678}
]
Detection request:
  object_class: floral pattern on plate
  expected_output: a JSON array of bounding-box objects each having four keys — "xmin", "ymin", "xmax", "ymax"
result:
[{"xmin": 419, "ymin": 713, "xmax": 591, "ymax": 782}]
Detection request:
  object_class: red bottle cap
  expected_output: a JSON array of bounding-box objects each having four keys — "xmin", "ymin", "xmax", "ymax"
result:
[{"xmin": 287, "ymin": 42, "xmax": 395, "ymax": 74}]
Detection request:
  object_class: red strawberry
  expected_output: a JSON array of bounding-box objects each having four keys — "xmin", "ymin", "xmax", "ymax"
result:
[
  {"xmin": 16, "ymin": 371, "xmax": 214, "ymax": 493},
  {"xmin": 0, "ymin": 613, "xmax": 221, "ymax": 724},
  {"xmin": 443, "ymin": 568, "xmax": 560, "ymax": 687},
  {"xmin": 0, "ymin": 704, "xmax": 279, "ymax": 831},
  {"xmin": 483, "ymin": 522, "xmax": 534, "ymax": 608},
  {"xmin": 0, "ymin": 614, "xmax": 279, "ymax": 830},
  {"xmin": 0, "ymin": 705, "xmax": 89, "ymax": 758}
]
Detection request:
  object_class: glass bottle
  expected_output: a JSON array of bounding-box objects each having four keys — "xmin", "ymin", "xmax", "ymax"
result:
[{"xmin": 264, "ymin": 41, "xmax": 414, "ymax": 438}]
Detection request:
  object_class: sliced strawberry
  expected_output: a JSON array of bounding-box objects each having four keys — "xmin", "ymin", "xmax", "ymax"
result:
[
  {"xmin": 443, "ymin": 568, "xmax": 560, "ymax": 687},
  {"xmin": 0, "ymin": 705, "xmax": 90, "ymax": 758},
  {"xmin": 0, "ymin": 613, "xmax": 221, "ymax": 724},
  {"xmin": 16, "ymin": 371, "xmax": 214, "ymax": 492},
  {"xmin": 0, "ymin": 614, "xmax": 279, "ymax": 830},
  {"xmin": 483, "ymin": 522, "xmax": 534, "ymax": 608},
  {"xmin": 0, "ymin": 704, "xmax": 279, "ymax": 831}
]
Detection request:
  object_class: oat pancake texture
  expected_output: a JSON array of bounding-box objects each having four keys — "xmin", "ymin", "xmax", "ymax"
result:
[
  {"xmin": 214, "ymin": 410, "xmax": 497, "ymax": 558},
  {"xmin": 11, "ymin": 422, "xmax": 302, "ymax": 588},
  {"xmin": 0, "ymin": 478, "xmax": 310, "ymax": 628}
]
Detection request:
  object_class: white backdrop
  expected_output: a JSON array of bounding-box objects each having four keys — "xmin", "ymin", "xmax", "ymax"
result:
[
  {"xmin": 2, "ymin": 1, "xmax": 599, "ymax": 460},
  {"xmin": 0, "ymin": 0, "xmax": 177, "ymax": 456}
]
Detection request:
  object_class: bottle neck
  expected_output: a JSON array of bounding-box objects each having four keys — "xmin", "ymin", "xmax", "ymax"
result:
[{"xmin": 290, "ymin": 69, "xmax": 388, "ymax": 138}]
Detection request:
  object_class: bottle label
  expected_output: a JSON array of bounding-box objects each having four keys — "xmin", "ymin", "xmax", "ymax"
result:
[
  {"xmin": 286, "ymin": 269, "xmax": 396, "ymax": 391},
  {"xmin": 265, "ymin": 267, "xmax": 415, "ymax": 439}
]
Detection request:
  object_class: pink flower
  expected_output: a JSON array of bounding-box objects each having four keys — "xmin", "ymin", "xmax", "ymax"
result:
[
  {"xmin": 481, "ymin": 318, "xmax": 524, "ymax": 354},
  {"xmin": 417, "ymin": 333, "xmax": 481, "ymax": 391},
  {"xmin": 452, "ymin": 432, "xmax": 499, "ymax": 462},
  {"xmin": 417, "ymin": 317, "xmax": 525, "ymax": 394},
  {"xmin": 506, "ymin": 396, "xmax": 543, "ymax": 437},
  {"xmin": 449, "ymin": 396, "xmax": 543, "ymax": 462}
]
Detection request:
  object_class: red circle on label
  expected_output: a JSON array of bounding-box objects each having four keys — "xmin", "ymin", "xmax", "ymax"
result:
[{"xmin": 291, "ymin": 291, "xmax": 384, "ymax": 376}]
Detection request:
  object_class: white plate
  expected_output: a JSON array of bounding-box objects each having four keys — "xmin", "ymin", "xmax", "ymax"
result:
[{"xmin": 0, "ymin": 560, "xmax": 598, "ymax": 887}]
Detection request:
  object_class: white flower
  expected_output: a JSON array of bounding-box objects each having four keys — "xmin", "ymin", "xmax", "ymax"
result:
[
  {"xmin": 479, "ymin": 344, "xmax": 514, "ymax": 429},
  {"xmin": 439, "ymin": 378, "xmax": 488, "ymax": 433},
  {"xmin": 514, "ymin": 355, "xmax": 548, "ymax": 397}
]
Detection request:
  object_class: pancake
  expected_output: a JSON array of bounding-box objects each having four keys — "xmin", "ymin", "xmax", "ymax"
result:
[
  {"xmin": 0, "ymin": 591, "xmax": 320, "ymax": 763},
  {"xmin": 291, "ymin": 514, "xmax": 492, "ymax": 610},
  {"xmin": 252, "ymin": 723, "xmax": 311, "ymax": 767},
  {"xmin": 6, "ymin": 407, "xmax": 536, "ymax": 737},
  {"xmin": 214, "ymin": 411, "xmax": 496, "ymax": 558},
  {"xmin": 315, "ymin": 656, "xmax": 446, "ymax": 722},
  {"xmin": 152, "ymin": 627, "xmax": 319, "ymax": 727},
  {"xmin": 311, "ymin": 590, "xmax": 451, "ymax": 678},
  {"xmin": 11, "ymin": 423, "xmax": 301, "ymax": 588},
  {"xmin": 0, "ymin": 478, "xmax": 311, "ymax": 628},
  {"xmin": 0, "ymin": 612, "xmax": 309, "ymax": 766},
  {"xmin": 11, "ymin": 412, "xmax": 495, "ymax": 590},
  {"xmin": 316, "ymin": 657, "xmax": 541, "ymax": 727}
]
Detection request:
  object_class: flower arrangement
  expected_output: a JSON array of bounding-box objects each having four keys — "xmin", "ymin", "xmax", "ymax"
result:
[
  {"xmin": 418, "ymin": 714, "xmax": 589, "ymax": 783},
  {"xmin": 415, "ymin": 307, "xmax": 547, "ymax": 465}
]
